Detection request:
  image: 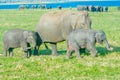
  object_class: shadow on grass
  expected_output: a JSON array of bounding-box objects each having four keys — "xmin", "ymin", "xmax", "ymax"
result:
[
  {"xmin": 69, "ymin": 46, "xmax": 120, "ymax": 57},
  {"xmin": 34, "ymin": 46, "xmax": 120, "ymax": 56},
  {"xmin": 37, "ymin": 49, "xmax": 67, "ymax": 56},
  {"xmin": 97, "ymin": 46, "xmax": 120, "ymax": 56},
  {"xmin": 37, "ymin": 48, "xmax": 87, "ymax": 56}
]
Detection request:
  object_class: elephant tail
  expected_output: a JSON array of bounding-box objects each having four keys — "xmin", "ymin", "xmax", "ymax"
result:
[{"xmin": 44, "ymin": 42, "xmax": 49, "ymax": 49}]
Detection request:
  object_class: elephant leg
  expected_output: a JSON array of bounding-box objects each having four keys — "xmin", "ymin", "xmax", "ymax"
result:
[
  {"xmin": 24, "ymin": 50, "xmax": 31, "ymax": 58},
  {"xmin": 75, "ymin": 48, "xmax": 81, "ymax": 59},
  {"xmin": 28, "ymin": 49, "xmax": 32, "ymax": 57},
  {"xmin": 66, "ymin": 49, "xmax": 72, "ymax": 59},
  {"xmin": 24, "ymin": 51, "xmax": 29, "ymax": 58},
  {"xmin": 90, "ymin": 46, "xmax": 97, "ymax": 57},
  {"xmin": 66, "ymin": 43, "xmax": 74, "ymax": 59},
  {"xmin": 21, "ymin": 43, "xmax": 29, "ymax": 58},
  {"xmin": 70, "ymin": 43, "xmax": 81, "ymax": 59},
  {"xmin": 87, "ymin": 42, "xmax": 97, "ymax": 57},
  {"xmin": 3, "ymin": 46, "xmax": 8, "ymax": 56},
  {"xmin": 50, "ymin": 42, "xmax": 59, "ymax": 56},
  {"xmin": 27, "ymin": 43, "xmax": 32, "ymax": 57},
  {"xmin": 33, "ymin": 46, "xmax": 39, "ymax": 56},
  {"xmin": 4, "ymin": 50, "xmax": 7, "ymax": 56},
  {"xmin": 9, "ymin": 48, "xmax": 13, "ymax": 57}
]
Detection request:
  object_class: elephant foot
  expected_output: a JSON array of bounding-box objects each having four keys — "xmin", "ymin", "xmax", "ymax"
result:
[
  {"xmin": 3, "ymin": 53, "xmax": 7, "ymax": 57},
  {"xmin": 9, "ymin": 53, "xmax": 13, "ymax": 57},
  {"xmin": 33, "ymin": 51, "xmax": 39, "ymax": 56},
  {"xmin": 52, "ymin": 53, "xmax": 59, "ymax": 56},
  {"xmin": 66, "ymin": 56, "xmax": 70, "ymax": 59},
  {"xmin": 90, "ymin": 54, "xmax": 98, "ymax": 57},
  {"xmin": 90, "ymin": 50, "xmax": 97, "ymax": 57},
  {"xmin": 24, "ymin": 55, "xmax": 30, "ymax": 58},
  {"xmin": 107, "ymin": 47, "xmax": 113, "ymax": 51},
  {"xmin": 24, "ymin": 51, "xmax": 30, "ymax": 58},
  {"xmin": 76, "ymin": 56, "xmax": 82, "ymax": 59}
]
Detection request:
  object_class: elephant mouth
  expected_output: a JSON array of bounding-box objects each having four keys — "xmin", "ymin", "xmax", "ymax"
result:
[{"xmin": 98, "ymin": 40, "xmax": 104, "ymax": 44}]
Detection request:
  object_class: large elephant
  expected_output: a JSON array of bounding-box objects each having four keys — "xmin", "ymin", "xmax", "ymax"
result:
[
  {"xmin": 2, "ymin": 29, "xmax": 42, "ymax": 58},
  {"xmin": 66, "ymin": 29, "xmax": 112, "ymax": 59},
  {"xmin": 36, "ymin": 10, "xmax": 91, "ymax": 56}
]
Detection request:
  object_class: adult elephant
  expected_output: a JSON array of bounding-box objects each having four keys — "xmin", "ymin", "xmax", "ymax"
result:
[{"xmin": 36, "ymin": 10, "xmax": 91, "ymax": 56}]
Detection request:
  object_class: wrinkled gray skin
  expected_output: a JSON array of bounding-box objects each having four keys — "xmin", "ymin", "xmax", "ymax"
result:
[
  {"xmin": 2, "ymin": 29, "xmax": 40, "ymax": 58},
  {"xmin": 36, "ymin": 10, "xmax": 91, "ymax": 56},
  {"xmin": 66, "ymin": 29, "xmax": 111, "ymax": 59}
]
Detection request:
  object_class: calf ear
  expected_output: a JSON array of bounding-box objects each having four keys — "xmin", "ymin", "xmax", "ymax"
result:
[
  {"xmin": 95, "ymin": 30, "xmax": 105, "ymax": 42},
  {"xmin": 23, "ymin": 31, "xmax": 29, "ymax": 39},
  {"xmin": 90, "ymin": 33, "xmax": 96, "ymax": 43},
  {"xmin": 95, "ymin": 33, "xmax": 99, "ymax": 42}
]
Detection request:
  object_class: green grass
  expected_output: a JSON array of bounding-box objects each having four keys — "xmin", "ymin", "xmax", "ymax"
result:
[{"xmin": 0, "ymin": 7, "xmax": 120, "ymax": 80}]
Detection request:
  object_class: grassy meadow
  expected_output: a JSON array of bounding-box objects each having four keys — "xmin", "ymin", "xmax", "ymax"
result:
[{"xmin": 0, "ymin": 7, "xmax": 120, "ymax": 80}]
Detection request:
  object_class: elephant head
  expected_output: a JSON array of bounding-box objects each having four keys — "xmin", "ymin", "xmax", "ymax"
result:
[
  {"xmin": 95, "ymin": 30, "xmax": 111, "ymax": 50},
  {"xmin": 23, "ymin": 31, "xmax": 37, "ymax": 48},
  {"xmin": 79, "ymin": 11, "xmax": 91, "ymax": 29},
  {"xmin": 70, "ymin": 11, "xmax": 91, "ymax": 30}
]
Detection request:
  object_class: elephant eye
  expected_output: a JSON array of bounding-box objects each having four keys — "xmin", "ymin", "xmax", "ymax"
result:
[{"xmin": 101, "ymin": 40, "xmax": 104, "ymax": 42}]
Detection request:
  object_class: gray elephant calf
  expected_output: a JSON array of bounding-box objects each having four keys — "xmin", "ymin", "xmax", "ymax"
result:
[
  {"xmin": 66, "ymin": 29, "xmax": 112, "ymax": 59},
  {"xmin": 2, "ymin": 29, "xmax": 42, "ymax": 58}
]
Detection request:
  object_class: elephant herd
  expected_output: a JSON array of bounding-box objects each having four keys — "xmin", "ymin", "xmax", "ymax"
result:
[
  {"xmin": 2, "ymin": 10, "xmax": 112, "ymax": 59},
  {"xmin": 19, "ymin": 4, "xmax": 43, "ymax": 10},
  {"xmin": 77, "ymin": 5, "xmax": 108, "ymax": 12}
]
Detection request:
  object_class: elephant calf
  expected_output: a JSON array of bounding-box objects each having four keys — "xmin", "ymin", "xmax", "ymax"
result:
[
  {"xmin": 2, "ymin": 29, "xmax": 42, "ymax": 58},
  {"xmin": 66, "ymin": 29, "xmax": 112, "ymax": 59}
]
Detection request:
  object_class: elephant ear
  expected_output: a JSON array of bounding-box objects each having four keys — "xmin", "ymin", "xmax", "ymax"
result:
[
  {"xmin": 95, "ymin": 32, "xmax": 99, "ymax": 43},
  {"xmin": 72, "ymin": 11, "xmax": 89, "ymax": 29},
  {"xmin": 23, "ymin": 31, "xmax": 29, "ymax": 40},
  {"xmin": 70, "ymin": 13, "xmax": 78, "ymax": 30},
  {"xmin": 95, "ymin": 30, "xmax": 105, "ymax": 43},
  {"xmin": 89, "ymin": 33, "xmax": 96, "ymax": 44}
]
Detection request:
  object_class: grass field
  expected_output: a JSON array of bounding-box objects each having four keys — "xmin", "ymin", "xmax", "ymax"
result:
[{"xmin": 0, "ymin": 7, "xmax": 120, "ymax": 80}]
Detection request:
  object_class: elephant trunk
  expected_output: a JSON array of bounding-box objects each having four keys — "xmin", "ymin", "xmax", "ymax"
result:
[
  {"xmin": 25, "ymin": 42, "xmax": 36, "ymax": 50},
  {"xmin": 32, "ymin": 41, "xmax": 36, "ymax": 48},
  {"xmin": 104, "ymin": 39, "xmax": 111, "ymax": 50}
]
